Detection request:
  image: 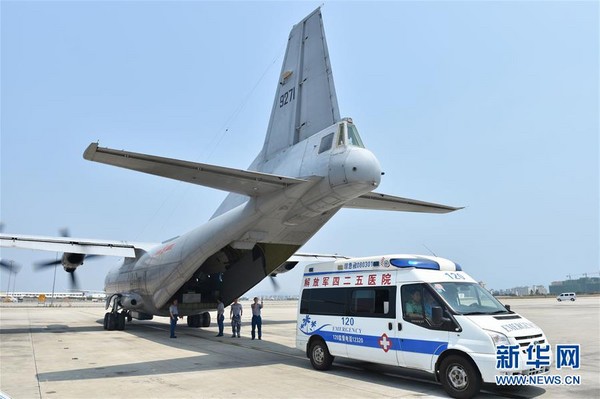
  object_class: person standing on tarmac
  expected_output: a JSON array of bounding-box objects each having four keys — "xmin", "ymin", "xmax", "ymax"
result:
[
  {"xmin": 169, "ymin": 299, "xmax": 183, "ymax": 338},
  {"xmin": 251, "ymin": 297, "xmax": 263, "ymax": 340},
  {"xmin": 230, "ymin": 298, "xmax": 242, "ymax": 338},
  {"xmin": 216, "ymin": 298, "xmax": 225, "ymax": 337}
]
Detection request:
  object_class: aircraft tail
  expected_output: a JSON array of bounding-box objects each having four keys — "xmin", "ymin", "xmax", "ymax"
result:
[{"xmin": 262, "ymin": 8, "xmax": 340, "ymax": 159}]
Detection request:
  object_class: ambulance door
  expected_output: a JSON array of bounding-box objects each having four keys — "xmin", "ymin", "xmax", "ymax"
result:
[
  {"xmin": 396, "ymin": 283, "xmax": 451, "ymax": 372},
  {"xmin": 345, "ymin": 286, "xmax": 399, "ymax": 366}
]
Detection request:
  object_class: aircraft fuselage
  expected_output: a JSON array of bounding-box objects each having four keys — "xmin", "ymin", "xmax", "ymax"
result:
[{"xmin": 105, "ymin": 120, "xmax": 381, "ymax": 316}]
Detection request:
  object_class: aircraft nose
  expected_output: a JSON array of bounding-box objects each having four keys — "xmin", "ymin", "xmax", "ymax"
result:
[{"xmin": 344, "ymin": 147, "xmax": 382, "ymax": 187}]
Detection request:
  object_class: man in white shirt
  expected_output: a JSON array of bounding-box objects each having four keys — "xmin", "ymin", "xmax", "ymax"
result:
[
  {"xmin": 216, "ymin": 298, "xmax": 225, "ymax": 337},
  {"xmin": 251, "ymin": 297, "xmax": 264, "ymax": 340},
  {"xmin": 169, "ymin": 299, "xmax": 182, "ymax": 338},
  {"xmin": 230, "ymin": 298, "xmax": 242, "ymax": 338}
]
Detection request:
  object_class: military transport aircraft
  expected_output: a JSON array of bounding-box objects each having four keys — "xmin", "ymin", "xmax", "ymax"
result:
[{"xmin": 0, "ymin": 8, "xmax": 460, "ymax": 330}]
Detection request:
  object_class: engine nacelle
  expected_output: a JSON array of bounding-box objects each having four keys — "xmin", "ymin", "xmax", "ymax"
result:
[
  {"xmin": 269, "ymin": 261, "xmax": 298, "ymax": 277},
  {"xmin": 61, "ymin": 252, "xmax": 85, "ymax": 271},
  {"xmin": 120, "ymin": 293, "xmax": 143, "ymax": 310}
]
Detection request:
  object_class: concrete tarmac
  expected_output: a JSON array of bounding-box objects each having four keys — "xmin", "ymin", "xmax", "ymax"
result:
[{"xmin": 1, "ymin": 297, "xmax": 598, "ymax": 398}]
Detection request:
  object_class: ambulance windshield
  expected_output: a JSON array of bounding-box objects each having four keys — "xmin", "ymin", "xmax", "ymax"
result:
[{"xmin": 430, "ymin": 282, "xmax": 509, "ymax": 315}]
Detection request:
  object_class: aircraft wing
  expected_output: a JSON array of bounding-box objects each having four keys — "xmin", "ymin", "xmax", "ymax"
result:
[
  {"xmin": 343, "ymin": 192, "xmax": 462, "ymax": 214},
  {"xmin": 83, "ymin": 143, "xmax": 308, "ymax": 196},
  {"xmin": 0, "ymin": 233, "xmax": 158, "ymax": 258},
  {"xmin": 289, "ymin": 253, "xmax": 350, "ymax": 262}
]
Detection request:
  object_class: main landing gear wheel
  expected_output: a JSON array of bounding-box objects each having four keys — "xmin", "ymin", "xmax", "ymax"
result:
[
  {"xmin": 105, "ymin": 313, "xmax": 117, "ymax": 331},
  {"xmin": 201, "ymin": 312, "xmax": 211, "ymax": 328},
  {"xmin": 187, "ymin": 312, "xmax": 210, "ymax": 328},
  {"xmin": 187, "ymin": 314, "xmax": 201, "ymax": 328},
  {"xmin": 116, "ymin": 312, "xmax": 126, "ymax": 330},
  {"xmin": 103, "ymin": 294, "xmax": 128, "ymax": 331}
]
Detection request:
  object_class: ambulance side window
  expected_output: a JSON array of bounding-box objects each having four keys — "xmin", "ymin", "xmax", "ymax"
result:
[
  {"xmin": 402, "ymin": 284, "xmax": 426, "ymax": 322},
  {"xmin": 300, "ymin": 288, "xmax": 347, "ymax": 315},
  {"xmin": 402, "ymin": 284, "xmax": 454, "ymax": 331},
  {"xmin": 300, "ymin": 286, "xmax": 396, "ymax": 318},
  {"xmin": 350, "ymin": 287, "xmax": 396, "ymax": 318}
]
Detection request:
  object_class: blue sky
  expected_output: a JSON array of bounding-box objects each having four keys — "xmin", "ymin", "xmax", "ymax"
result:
[{"xmin": 1, "ymin": 1, "xmax": 598, "ymax": 296}]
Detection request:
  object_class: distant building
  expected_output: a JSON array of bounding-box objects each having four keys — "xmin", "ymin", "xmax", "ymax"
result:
[
  {"xmin": 549, "ymin": 277, "xmax": 600, "ymax": 295},
  {"xmin": 511, "ymin": 286, "xmax": 530, "ymax": 296},
  {"xmin": 532, "ymin": 285, "xmax": 548, "ymax": 295}
]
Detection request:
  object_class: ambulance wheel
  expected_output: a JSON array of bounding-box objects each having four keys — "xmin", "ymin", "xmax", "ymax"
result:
[
  {"xmin": 440, "ymin": 355, "xmax": 481, "ymax": 399},
  {"xmin": 570, "ymin": 298, "xmax": 575, "ymax": 301},
  {"xmin": 309, "ymin": 339, "xmax": 334, "ymax": 371}
]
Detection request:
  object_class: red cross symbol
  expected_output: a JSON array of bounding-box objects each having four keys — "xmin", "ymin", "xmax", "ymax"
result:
[{"xmin": 378, "ymin": 333, "xmax": 392, "ymax": 353}]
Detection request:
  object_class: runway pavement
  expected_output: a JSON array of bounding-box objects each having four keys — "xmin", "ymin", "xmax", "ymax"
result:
[{"xmin": 0, "ymin": 297, "xmax": 598, "ymax": 398}]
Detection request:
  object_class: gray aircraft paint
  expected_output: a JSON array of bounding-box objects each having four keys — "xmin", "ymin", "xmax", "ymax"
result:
[{"xmin": 0, "ymin": 8, "xmax": 459, "ymax": 319}]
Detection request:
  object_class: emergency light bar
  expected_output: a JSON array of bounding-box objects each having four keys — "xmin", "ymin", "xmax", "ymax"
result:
[{"xmin": 390, "ymin": 258, "xmax": 440, "ymax": 270}]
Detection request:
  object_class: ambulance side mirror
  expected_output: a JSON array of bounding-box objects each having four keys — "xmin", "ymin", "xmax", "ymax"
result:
[
  {"xmin": 504, "ymin": 304, "xmax": 511, "ymax": 312},
  {"xmin": 432, "ymin": 306, "xmax": 444, "ymax": 325}
]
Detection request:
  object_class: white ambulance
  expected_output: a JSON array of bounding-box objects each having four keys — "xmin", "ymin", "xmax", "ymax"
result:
[{"xmin": 296, "ymin": 255, "xmax": 551, "ymax": 399}]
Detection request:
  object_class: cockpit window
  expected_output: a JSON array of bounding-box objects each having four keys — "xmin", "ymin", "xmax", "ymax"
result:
[
  {"xmin": 347, "ymin": 124, "xmax": 365, "ymax": 148},
  {"xmin": 318, "ymin": 132, "xmax": 334, "ymax": 154},
  {"xmin": 337, "ymin": 124, "xmax": 346, "ymax": 146}
]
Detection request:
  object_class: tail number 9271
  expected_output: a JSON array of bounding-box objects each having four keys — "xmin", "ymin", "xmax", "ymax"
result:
[{"xmin": 279, "ymin": 87, "xmax": 296, "ymax": 108}]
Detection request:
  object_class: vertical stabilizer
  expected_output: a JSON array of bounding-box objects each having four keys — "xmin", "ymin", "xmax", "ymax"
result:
[{"xmin": 262, "ymin": 8, "xmax": 340, "ymax": 158}]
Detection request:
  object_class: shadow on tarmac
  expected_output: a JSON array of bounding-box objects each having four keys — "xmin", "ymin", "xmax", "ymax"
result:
[
  {"xmin": 0, "ymin": 324, "xmax": 102, "ymax": 334},
  {"xmin": 30, "ymin": 318, "xmax": 547, "ymax": 399}
]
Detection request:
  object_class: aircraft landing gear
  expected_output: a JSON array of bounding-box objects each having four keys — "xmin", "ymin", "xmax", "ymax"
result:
[
  {"xmin": 103, "ymin": 294, "xmax": 130, "ymax": 331},
  {"xmin": 186, "ymin": 312, "xmax": 211, "ymax": 328}
]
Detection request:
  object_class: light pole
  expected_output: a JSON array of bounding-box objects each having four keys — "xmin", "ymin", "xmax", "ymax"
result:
[
  {"xmin": 50, "ymin": 261, "xmax": 58, "ymax": 306},
  {"xmin": 11, "ymin": 270, "xmax": 17, "ymax": 295}
]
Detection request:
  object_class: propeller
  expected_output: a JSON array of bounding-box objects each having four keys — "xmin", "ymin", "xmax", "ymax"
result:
[
  {"xmin": 67, "ymin": 269, "xmax": 78, "ymax": 290},
  {"xmin": 268, "ymin": 275, "xmax": 280, "ymax": 291},
  {"xmin": 35, "ymin": 254, "xmax": 102, "ymax": 270},
  {"xmin": 35, "ymin": 258, "xmax": 62, "ymax": 268},
  {"xmin": 0, "ymin": 223, "xmax": 22, "ymax": 273},
  {"xmin": 33, "ymin": 228, "xmax": 102, "ymax": 290},
  {"xmin": 0, "ymin": 259, "xmax": 22, "ymax": 274}
]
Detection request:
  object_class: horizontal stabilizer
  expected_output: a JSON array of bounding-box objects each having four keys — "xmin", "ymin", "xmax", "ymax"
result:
[
  {"xmin": 84, "ymin": 143, "xmax": 307, "ymax": 197},
  {"xmin": 0, "ymin": 233, "xmax": 158, "ymax": 258},
  {"xmin": 343, "ymin": 192, "xmax": 462, "ymax": 214}
]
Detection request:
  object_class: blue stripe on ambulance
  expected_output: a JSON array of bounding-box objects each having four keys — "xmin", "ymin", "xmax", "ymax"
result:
[{"xmin": 302, "ymin": 330, "xmax": 448, "ymax": 355}]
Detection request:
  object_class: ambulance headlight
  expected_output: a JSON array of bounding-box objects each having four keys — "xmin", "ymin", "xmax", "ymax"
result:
[{"xmin": 485, "ymin": 330, "xmax": 510, "ymax": 346}]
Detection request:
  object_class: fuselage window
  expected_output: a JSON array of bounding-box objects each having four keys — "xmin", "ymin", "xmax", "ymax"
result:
[
  {"xmin": 337, "ymin": 123, "xmax": 346, "ymax": 146},
  {"xmin": 318, "ymin": 132, "xmax": 334, "ymax": 154},
  {"xmin": 347, "ymin": 124, "xmax": 365, "ymax": 148}
]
